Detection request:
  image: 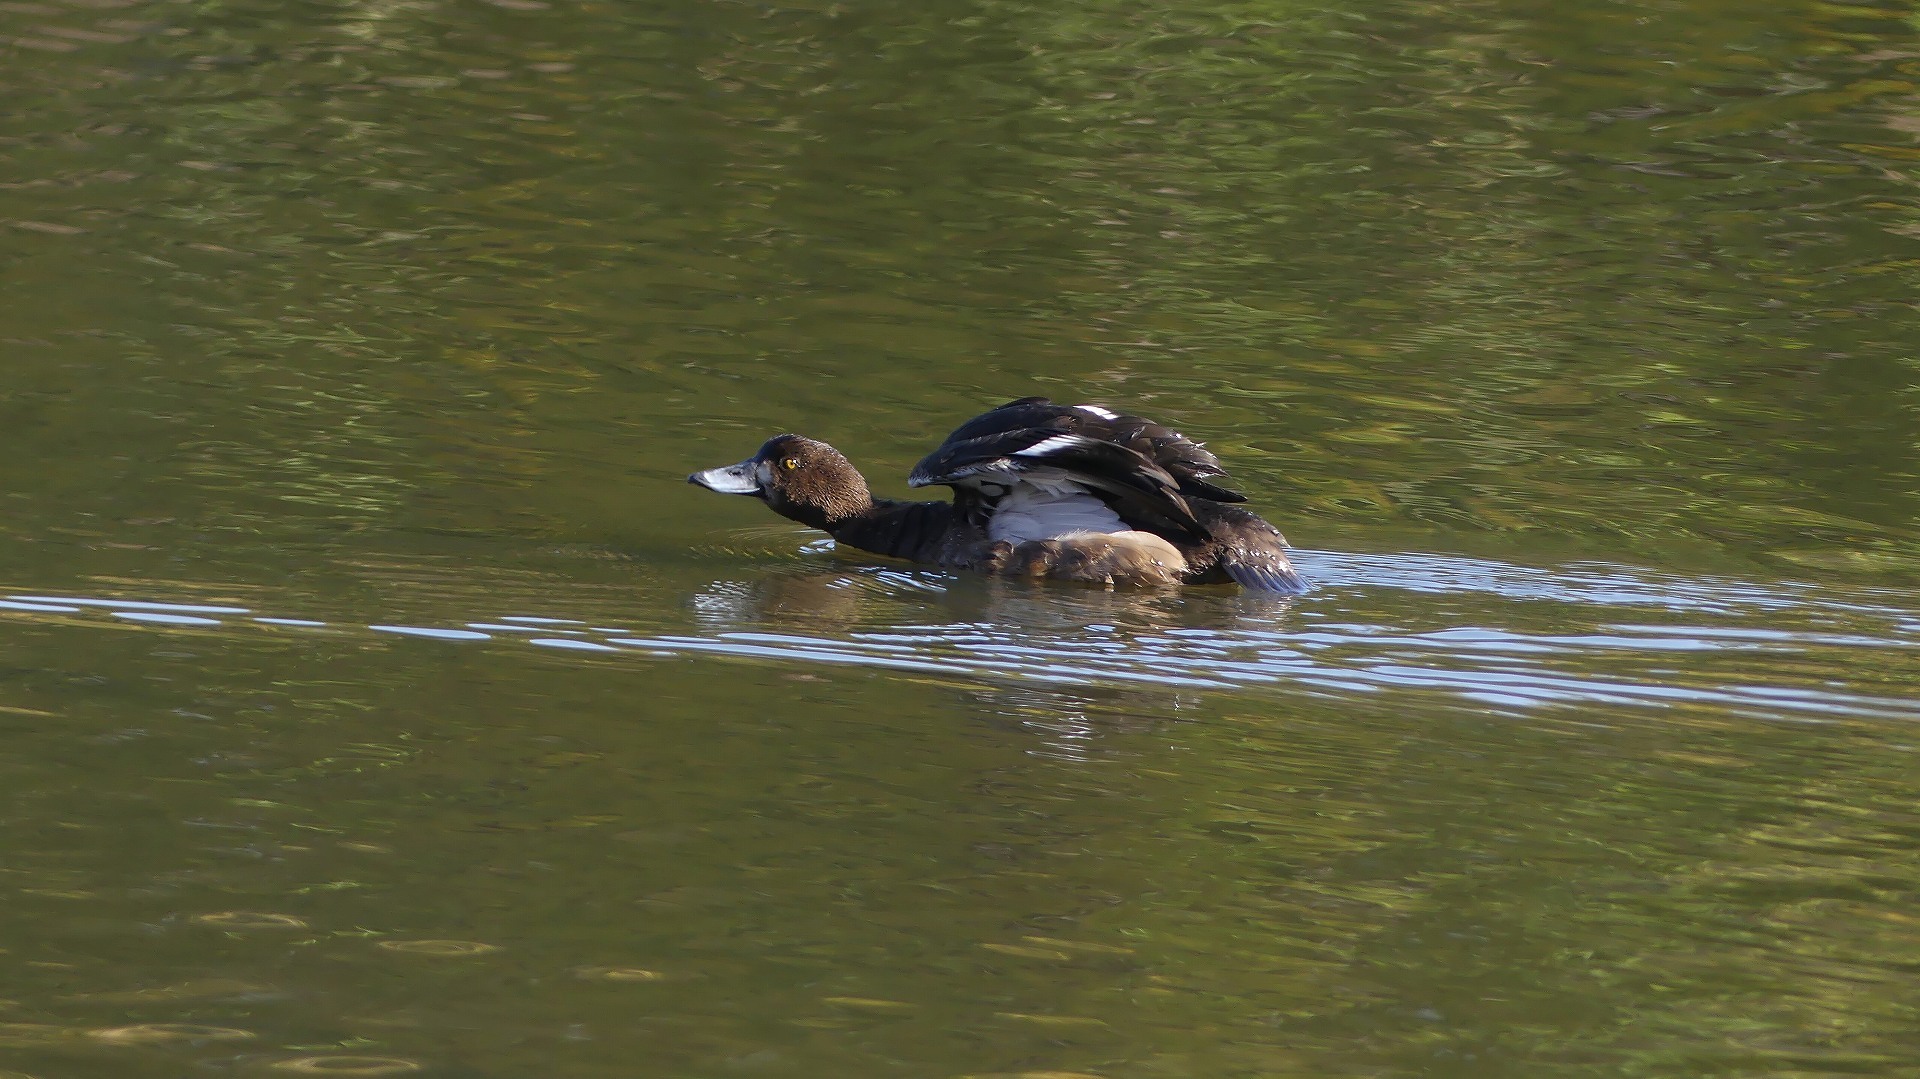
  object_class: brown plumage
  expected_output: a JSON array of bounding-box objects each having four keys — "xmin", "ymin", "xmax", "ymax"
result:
[
  {"xmin": 689, "ymin": 399, "xmax": 1307, "ymax": 593},
  {"xmin": 986, "ymin": 530, "xmax": 1188, "ymax": 587}
]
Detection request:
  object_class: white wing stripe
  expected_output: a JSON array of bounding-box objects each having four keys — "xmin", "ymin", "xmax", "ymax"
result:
[
  {"xmin": 1014, "ymin": 434, "xmax": 1091, "ymax": 458},
  {"xmin": 1075, "ymin": 404, "xmax": 1119, "ymax": 420}
]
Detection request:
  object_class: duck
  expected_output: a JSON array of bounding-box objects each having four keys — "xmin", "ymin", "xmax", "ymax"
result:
[{"xmin": 688, "ymin": 396, "xmax": 1307, "ymax": 593}]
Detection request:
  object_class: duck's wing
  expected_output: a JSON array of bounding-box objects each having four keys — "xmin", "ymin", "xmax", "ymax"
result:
[
  {"xmin": 908, "ymin": 399, "xmax": 1219, "ymax": 537},
  {"xmin": 907, "ymin": 397, "xmax": 1249, "ymax": 505},
  {"xmin": 1071, "ymin": 403, "xmax": 1249, "ymax": 505}
]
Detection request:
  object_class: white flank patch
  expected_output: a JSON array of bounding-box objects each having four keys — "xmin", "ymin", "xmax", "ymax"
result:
[
  {"xmin": 1014, "ymin": 433, "xmax": 1092, "ymax": 458},
  {"xmin": 1075, "ymin": 404, "xmax": 1119, "ymax": 420},
  {"xmin": 988, "ymin": 483, "xmax": 1127, "ymax": 544}
]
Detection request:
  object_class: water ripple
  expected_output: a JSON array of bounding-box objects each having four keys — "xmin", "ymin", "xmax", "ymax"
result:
[{"xmin": 4, "ymin": 549, "xmax": 1916, "ymax": 724}]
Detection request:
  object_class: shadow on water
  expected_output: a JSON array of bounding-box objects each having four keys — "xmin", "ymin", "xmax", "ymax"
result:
[{"xmin": 7, "ymin": 546, "xmax": 1916, "ymax": 727}]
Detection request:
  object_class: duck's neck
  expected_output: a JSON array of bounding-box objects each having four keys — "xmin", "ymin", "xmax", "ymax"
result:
[
  {"xmin": 773, "ymin": 472, "xmax": 876, "ymax": 535},
  {"xmin": 772, "ymin": 465, "xmax": 972, "ymax": 563},
  {"xmin": 824, "ymin": 497, "xmax": 961, "ymax": 563}
]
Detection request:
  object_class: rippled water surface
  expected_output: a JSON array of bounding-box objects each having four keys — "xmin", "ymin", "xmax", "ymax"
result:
[{"xmin": 4, "ymin": 0, "xmax": 1920, "ymax": 1075}]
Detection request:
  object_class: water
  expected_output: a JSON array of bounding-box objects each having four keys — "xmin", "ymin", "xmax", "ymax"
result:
[{"xmin": 3, "ymin": 0, "xmax": 1920, "ymax": 1075}]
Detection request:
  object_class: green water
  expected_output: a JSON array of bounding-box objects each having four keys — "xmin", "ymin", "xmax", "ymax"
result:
[{"xmin": 4, "ymin": 0, "xmax": 1920, "ymax": 1075}]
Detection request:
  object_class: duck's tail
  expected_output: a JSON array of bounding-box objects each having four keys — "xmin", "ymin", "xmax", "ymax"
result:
[{"xmin": 1221, "ymin": 552, "xmax": 1310, "ymax": 595}]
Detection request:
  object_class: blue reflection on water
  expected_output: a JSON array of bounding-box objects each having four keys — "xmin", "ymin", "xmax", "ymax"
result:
[{"xmin": 5, "ymin": 550, "xmax": 1917, "ymax": 724}]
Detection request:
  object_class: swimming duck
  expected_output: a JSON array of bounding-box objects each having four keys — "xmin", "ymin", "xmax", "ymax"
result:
[{"xmin": 689, "ymin": 396, "xmax": 1306, "ymax": 593}]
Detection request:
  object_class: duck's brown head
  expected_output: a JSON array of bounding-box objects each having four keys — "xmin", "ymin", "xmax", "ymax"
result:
[{"xmin": 688, "ymin": 434, "xmax": 873, "ymax": 532}]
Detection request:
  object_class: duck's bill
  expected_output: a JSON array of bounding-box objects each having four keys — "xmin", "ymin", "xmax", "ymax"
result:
[{"xmin": 688, "ymin": 459, "xmax": 763, "ymax": 495}]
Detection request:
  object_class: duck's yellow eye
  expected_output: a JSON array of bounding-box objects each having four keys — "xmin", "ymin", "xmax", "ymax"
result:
[{"xmin": 780, "ymin": 457, "xmax": 799, "ymax": 471}]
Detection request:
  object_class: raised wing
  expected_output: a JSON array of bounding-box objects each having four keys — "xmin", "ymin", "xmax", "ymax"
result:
[{"xmin": 907, "ymin": 397, "xmax": 1248, "ymax": 504}]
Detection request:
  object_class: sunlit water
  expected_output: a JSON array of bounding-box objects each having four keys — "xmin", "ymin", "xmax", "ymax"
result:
[
  {"xmin": 3, "ymin": 550, "xmax": 1918, "ymax": 1077},
  {"xmin": 5, "ymin": 0, "xmax": 1920, "ymax": 1074},
  {"xmin": 9, "ymin": 544, "xmax": 1920, "ymax": 722}
]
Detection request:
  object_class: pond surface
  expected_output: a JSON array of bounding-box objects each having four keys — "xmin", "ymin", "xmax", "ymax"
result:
[{"xmin": 4, "ymin": 0, "xmax": 1920, "ymax": 1075}]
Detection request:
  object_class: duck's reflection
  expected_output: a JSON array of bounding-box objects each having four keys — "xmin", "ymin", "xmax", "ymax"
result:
[
  {"xmin": 666, "ymin": 552, "xmax": 1920, "ymax": 732},
  {"xmin": 686, "ymin": 565, "xmax": 1300, "ymax": 638},
  {"xmin": 679, "ymin": 565, "xmax": 1304, "ymax": 751}
]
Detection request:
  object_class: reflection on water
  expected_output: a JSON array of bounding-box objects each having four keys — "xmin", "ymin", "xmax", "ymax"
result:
[
  {"xmin": 7, "ymin": 547, "xmax": 1915, "ymax": 728},
  {"xmin": 6, "ymin": 0, "xmax": 1920, "ymax": 1074},
  {"xmin": 3, "ymin": 556, "xmax": 1917, "ymax": 1078}
]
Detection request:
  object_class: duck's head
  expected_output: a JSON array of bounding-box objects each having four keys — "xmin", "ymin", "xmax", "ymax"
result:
[{"xmin": 688, "ymin": 434, "xmax": 872, "ymax": 531}]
